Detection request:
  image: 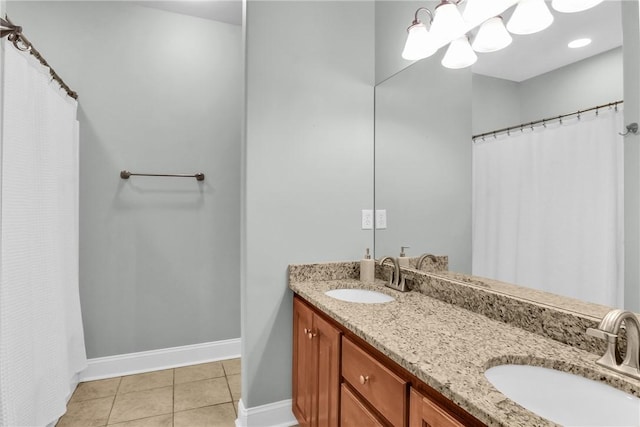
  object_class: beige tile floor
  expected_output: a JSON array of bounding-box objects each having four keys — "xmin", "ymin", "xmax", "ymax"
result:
[{"xmin": 56, "ymin": 358, "xmax": 241, "ymax": 427}]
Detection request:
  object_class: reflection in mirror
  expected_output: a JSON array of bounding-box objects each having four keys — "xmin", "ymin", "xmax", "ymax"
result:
[{"xmin": 374, "ymin": 0, "xmax": 636, "ymax": 311}]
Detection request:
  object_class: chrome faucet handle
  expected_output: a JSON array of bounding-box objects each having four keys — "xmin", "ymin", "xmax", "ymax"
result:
[{"xmin": 586, "ymin": 327, "xmax": 618, "ymax": 344}]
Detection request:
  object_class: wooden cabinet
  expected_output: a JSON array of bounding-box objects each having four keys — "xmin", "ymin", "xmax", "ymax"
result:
[
  {"xmin": 292, "ymin": 297, "xmax": 341, "ymax": 427},
  {"xmin": 293, "ymin": 295, "xmax": 484, "ymax": 427},
  {"xmin": 409, "ymin": 388, "xmax": 465, "ymax": 427}
]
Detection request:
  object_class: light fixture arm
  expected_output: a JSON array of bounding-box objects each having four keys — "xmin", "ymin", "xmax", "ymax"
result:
[{"xmin": 409, "ymin": 7, "xmax": 433, "ymax": 30}]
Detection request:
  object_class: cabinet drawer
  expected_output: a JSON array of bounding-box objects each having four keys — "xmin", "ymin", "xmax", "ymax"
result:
[
  {"xmin": 341, "ymin": 384, "xmax": 385, "ymax": 427},
  {"xmin": 410, "ymin": 388, "xmax": 464, "ymax": 427},
  {"xmin": 342, "ymin": 337, "xmax": 408, "ymax": 426}
]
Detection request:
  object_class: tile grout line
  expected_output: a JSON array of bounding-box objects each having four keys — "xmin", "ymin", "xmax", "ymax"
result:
[
  {"xmin": 223, "ymin": 364, "xmax": 237, "ymax": 416},
  {"xmin": 105, "ymin": 376, "xmax": 123, "ymax": 426}
]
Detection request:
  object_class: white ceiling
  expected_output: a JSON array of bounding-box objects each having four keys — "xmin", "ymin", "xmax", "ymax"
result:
[
  {"xmin": 134, "ymin": 0, "xmax": 242, "ymax": 26},
  {"xmin": 470, "ymin": 0, "xmax": 622, "ymax": 82}
]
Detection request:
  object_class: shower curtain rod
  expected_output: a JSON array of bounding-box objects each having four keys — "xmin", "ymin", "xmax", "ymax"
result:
[
  {"xmin": 472, "ymin": 100, "xmax": 623, "ymax": 142},
  {"xmin": 1, "ymin": 15, "xmax": 78, "ymax": 100}
]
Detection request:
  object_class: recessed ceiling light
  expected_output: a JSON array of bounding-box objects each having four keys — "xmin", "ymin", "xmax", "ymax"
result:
[{"xmin": 568, "ymin": 38, "xmax": 592, "ymax": 49}]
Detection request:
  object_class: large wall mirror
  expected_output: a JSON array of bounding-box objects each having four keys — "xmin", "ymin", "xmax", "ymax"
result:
[{"xmin": 374, "ymin": 0, "xmax": 639, "ymax": 311}]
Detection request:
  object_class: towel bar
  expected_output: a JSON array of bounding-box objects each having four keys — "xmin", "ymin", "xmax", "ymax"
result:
[{"xmin": 120, "ymin": 170, "xmax": 205, "ymax": 181}]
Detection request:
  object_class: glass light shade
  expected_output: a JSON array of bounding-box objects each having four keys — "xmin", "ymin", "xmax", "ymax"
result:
[
  {"xmin": 441, "ymin": 36, "xmax": 478, "ymax": 69},
  {"xmin": 568, "ymin": 38, "xmax": 591, "ymax": 48},
  {"xmin": 552, "ymin": 0, "xmax": 603, "ymax": 13},
  {"xmin": 472, "ymin": 17, "xmax": 512, "ymax": 53},
  {"xmin": 401, "ymin": 23, "xmax": 438, "ymax": 61},
  {"xmin": 462, "ymin": 0, "xmax": 516, "ymax": 25},
  {"xmin": 430, "ymin": 1, "xmax": 467, "ymax": 44},
  {"xmin": 506, "ymin": 0, "xmax": 554, "ymax": 35}
]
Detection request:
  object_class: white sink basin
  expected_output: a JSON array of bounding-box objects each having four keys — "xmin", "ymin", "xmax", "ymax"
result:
[
  {"xmin": 324, "ymin": 289, "xmax": 394, "ymax": 304},
  {"xmin": 485, "ymin": 364, "xmax": 640, "ymax": 426}
]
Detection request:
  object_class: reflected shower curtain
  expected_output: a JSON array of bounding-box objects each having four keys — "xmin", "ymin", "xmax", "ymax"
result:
[
  {"xmin": 0, "ymin": 44, "xmax": 86, "ymax": 425},
  {"xmin": 472, "ymin": 109, "xmax": 623, "ymax": 307}
]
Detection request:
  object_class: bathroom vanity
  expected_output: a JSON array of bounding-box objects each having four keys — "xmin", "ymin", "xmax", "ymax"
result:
[
  {"xmin": 289, "ymin": 262, "xmax": 640, "ymax": 427},
  {"xmin": 293, "ymin": 295, "xmax": 479, "ymax": 427}
]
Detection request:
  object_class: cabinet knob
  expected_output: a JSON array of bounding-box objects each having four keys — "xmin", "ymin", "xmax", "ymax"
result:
[
  {"xmin": 308, "ymin": 331, "xmax": 317, "ymax": 339},
  {"xmin": 303, "ymin": 328, "xmax": 310, "ymax": 334},
  {"xmin": 359, "ymin": 375, "xmax": 369, "ymax": 385}
]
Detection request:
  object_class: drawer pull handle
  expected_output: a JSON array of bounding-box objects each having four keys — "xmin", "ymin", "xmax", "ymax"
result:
[{"xmin": 359, "ymin": 375, "xmax": 369, "ymax": 385}]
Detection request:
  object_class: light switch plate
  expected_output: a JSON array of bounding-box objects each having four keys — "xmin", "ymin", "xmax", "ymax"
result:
[
  {"xmin": 376, "ymin": 209, "xmax": 387, "ymax": 229},
  {"xmin": 361, "ymin": 209, "xmax": 373, "ymax": 230}
]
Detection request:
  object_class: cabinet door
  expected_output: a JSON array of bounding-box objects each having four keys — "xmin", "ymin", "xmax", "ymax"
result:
[
  {"xmin": 313, "ymin": 312, "xmax": 341, "ymax": 427},
  {"xmin": 341, "ymin": 384, "xmax": 385, "ymax": 427},
  {"xmin": 409, "ymin": 388, "xmax": 464, "ymax": 427},
  {"xmin": 293, "ymin": 298, "xmax": 315, "ymax": 426}
]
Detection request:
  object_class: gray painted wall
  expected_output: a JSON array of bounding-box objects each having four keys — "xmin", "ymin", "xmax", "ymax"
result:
[
  {"xmin": 472, "ymin": 75, "xmax": 521, "ymax": 135},
  {"xmin": 243, "ymin": 0, "xmax": 374, "ymax": 408},
  {"xmin": 7, "ymin": 1, "xmax": 242, "ymax": 357},
  {"xmin": 519, "ymin": 47, "xmax": 623, "ymax": 123},
  {"xmin": 623, "ymin": 0, "xmax": 640, "ymax": 313},
  {"xmin": 375, "ymin": 53, "xmax": 472, "ymax": 272},
  {"xmin": 472, "ymin": 48, "xmax": 623, "ymax": 135}
]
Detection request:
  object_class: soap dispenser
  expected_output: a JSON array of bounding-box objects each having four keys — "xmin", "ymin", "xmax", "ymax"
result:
[
  {"xmin": 360, "ymin": 248, "xmax": 375, "ymax": 284},
  {"xmin": 398, "ymin": 246, "xmax": 410, "ymax": 267}
]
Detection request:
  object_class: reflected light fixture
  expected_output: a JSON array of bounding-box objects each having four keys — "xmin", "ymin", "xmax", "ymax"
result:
[
  {"xmin": 472, "ymin": 16, "xmax": 512, "ymax": 53},
  {"xmin": 552, "ymin": 0, "xmax": 604, "ymax": 13},
  {"xmin": 568, "ymin": 38, "xmax": 591, "ymax": 48},
  {"xmin": 442, "ymin": 36, "xmax": 478, "ymax": 69},
  {"xmin": 507, "ymin": 0, "xmax": 554, "ymax": 35},
  {"xmin": 401, "ymin": 7, "xmax": 438, "ymax": 60},
  {"xmin": 430, "ymin": 0, "xmax": 467, "ymax": 44}
]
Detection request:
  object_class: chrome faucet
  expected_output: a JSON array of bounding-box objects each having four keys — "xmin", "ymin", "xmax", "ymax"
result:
[
  {"xmin": 587, "ymin": 309, "xmax": 640, "ymax": 380},
  {"xmin": 416, "ymin": 253, "xmax": 438, "ymax": 271},
  {"xmin": 379, "ymin": 256, "xmax": 409, "ymax": 292}
]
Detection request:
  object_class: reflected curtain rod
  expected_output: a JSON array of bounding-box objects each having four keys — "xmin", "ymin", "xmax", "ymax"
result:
[
  {"xmin": 472, "ymin": 100, "xmax": 624, "ymax": 142},
  {"xmin": 1, "ymin": 15, "xmax": 78, "ymax": 100}
]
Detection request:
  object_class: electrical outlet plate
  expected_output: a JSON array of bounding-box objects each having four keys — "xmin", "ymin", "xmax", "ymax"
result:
[
  {"xmin": 376, "ymin": 209, "xmax": 387, "ymax": 229},
  {"xmin": 361, "ymin": 209, "xmax": 373, "ymax": 230}
]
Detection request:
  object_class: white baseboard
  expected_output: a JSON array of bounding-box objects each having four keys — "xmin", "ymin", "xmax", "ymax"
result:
[
  {"xmin": 80, "ymin": 338, "xmax": 241, "ymax": 381},
  {"xmin": 235, "ymin": 399, "xmax": 298, "ymax": 427}
]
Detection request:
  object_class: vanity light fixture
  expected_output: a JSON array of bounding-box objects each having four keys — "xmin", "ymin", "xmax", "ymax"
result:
[
  {"xmin": 429, "ymin": 0, "xmax": 467, "ymax": 44},
  {"xmin": 552, "ymin": 0, "xmax": 603, "ymax": 13},
  {"xmin": 442, "ymin": 36, "xmax": 478, "ymax": 69},
  {"xmin": 568, "ymin": 37, "xmax": 592, "ymax": 48},
  {"xmin": 472, "ymin": 16, "xmax": 512, "ymax": 53},
  {"xmin": 401, "ymin": 7, "xmax": 438, "ymax": 61},
  {"xmin": 506, "ymin": 0, "xmax": 554, "ymax": 35}
]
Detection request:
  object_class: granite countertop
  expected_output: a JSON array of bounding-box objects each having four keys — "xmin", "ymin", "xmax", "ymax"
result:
[{"xmin": 289, "ymin": 276, "xmax": 640, "ymax": 427}]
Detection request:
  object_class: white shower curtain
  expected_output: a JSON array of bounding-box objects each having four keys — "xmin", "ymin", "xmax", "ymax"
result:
[
  {"xmin": 472, "ymin": 109, "xmax": 624, "ymax": 307},
  {"xmin": 0, "ymin": 43, "xmax": 86, "ymax": 426}
]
